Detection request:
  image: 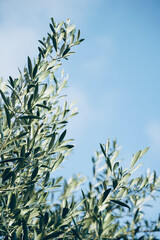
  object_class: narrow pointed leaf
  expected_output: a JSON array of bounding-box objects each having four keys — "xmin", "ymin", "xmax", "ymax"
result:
[
  {"xmin": 53, "ymin": 144, "xmax": 74, "ymax": 152},
  {"xmin": 4, "ymin": 105, "xmax": 11, "ymax": 129},
  {"xmin": 31, "ymin": 166, "xmax": 38, "ymax": 180},
  {"xmin": 9, "ymin": 76, "xmax": 14, "ymax": 88},
  {"xmin": 100, "ymin": 143, "xmax": 106, "ymax": 158},
  {"xmin": 99, "ymin": 188, "xmax": 111, "ymax": 205},
  {"xmin": 59, "ymin": 129, "xmax": 67, "ymax": 143},
  {"xmin": 43, "ymin": 231, "xmax": 63, "ymax": 240},
  {"xmin": 52, "ymin": 35, "xmax": 57, "ymax": 52},
  {"xmin": 77, "ymin": 29, "xmax": 80, "ymax": 40},
  {"xmin": 111, "ymin": 199, "xmax": 130, "ymax": 209},
  {"xmin": 62, "ymin": 46, "xmax": 70, "ymax": 57},
  {"xmin": 0, "ymin": 157, "xmax": 24, "ymax": 164},
  {"xmin": 67, "ymin": 24, "xmax": 75, "ymax": 34},
  {"xmin": 33, "ymin": 64, "xmax": 38, "ymax": 78},
  {"xmin": 140, "ymin": 147, "xmax": 150, "ymax": 158},
  {"xmin": 60, "ymin": 43, "xmax": 65, "ymax": 55},
  {"xmin": 48, "ymin": 132, "xmax": 56, "ymax": 151},
  {"xmin": 19, "ymin": 115, "xmax": 41, "ymax": 120},
  {"xmin": 28, "ymin": 56, "xmax": 32, "ymax": 78},
  {"xmin": 20, "ymin": 145, "xmax": 25, "ymax": 157},
  {"xmin": 130, "ymin": 150, "xmax": 141, "ymax": 169},
  {"xmin": 106, "ymin": 157, "xmax": 112, "ymax": 171},
  {"xmin": 49, "ymin": 23, "xmax": 56, "ymax": 36},
  {"xmin": 36, "ymin": 104, "xmax": 50, "ymax": 110},
  {"xmin": 38, "ymin": 71, "xmax": 50, "ymax": 82},
  {"xmin": 0, "ymin": 90, "xmax": 10, "ymax": 107},
  {"xmin": 9, "ymin": 193, "xmax": 16, "ymax": 212}
]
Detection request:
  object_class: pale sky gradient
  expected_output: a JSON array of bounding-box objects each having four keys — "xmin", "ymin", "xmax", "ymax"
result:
[{"xmin": 0, "ymin": 1, "xmax": 160, "ymax": 192}]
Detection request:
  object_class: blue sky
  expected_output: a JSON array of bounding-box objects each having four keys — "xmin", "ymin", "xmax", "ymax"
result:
[{"xmin": 0, "ymin": 0, "xmax": 160, "ymax": 187}]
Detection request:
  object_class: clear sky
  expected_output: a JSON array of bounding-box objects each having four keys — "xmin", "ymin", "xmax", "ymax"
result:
[{"xmin": 0, "ymin": 1, "xmax": 160, "ymax": 187}]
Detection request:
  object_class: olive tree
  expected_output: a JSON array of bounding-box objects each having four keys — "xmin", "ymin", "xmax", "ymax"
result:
[{"xmin": 0, "ymin": 18, "xmax": 160, "ymax": 240}]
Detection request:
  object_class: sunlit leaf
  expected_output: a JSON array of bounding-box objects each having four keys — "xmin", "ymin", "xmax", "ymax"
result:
[
  {"xmin": 67, "ymin": 24, "xmax": 75, "ymax": 34},
  {"xmin": 130, "ymin": 150, "xmax": 141, "ymax": 169}
]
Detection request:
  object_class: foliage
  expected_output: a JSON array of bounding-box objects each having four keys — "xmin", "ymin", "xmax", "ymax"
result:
[{"xmin": 0, "ymin": 18, "xmax": 160, "ymax": 240}]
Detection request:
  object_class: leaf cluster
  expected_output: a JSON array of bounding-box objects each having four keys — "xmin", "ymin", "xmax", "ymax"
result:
[{"xmin": 0, "ymin": 18, "xmax": 160, "ymax": 240}]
